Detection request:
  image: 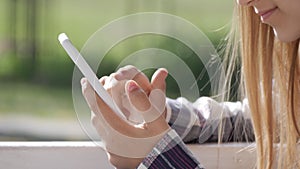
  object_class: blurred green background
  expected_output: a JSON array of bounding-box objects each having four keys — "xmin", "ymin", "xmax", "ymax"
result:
[{"xmin": 0, "ymin": 0, "xmax": 233, "ymax": 140}]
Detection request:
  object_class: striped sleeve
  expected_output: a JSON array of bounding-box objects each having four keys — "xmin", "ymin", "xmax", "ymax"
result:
[
  {"xmin": 166, "ymin": 97, "xmax": 255, "ymax": 143},
  {"xmin": 137, "ymin": 129, "xmax": 204, "ymax": 169}
]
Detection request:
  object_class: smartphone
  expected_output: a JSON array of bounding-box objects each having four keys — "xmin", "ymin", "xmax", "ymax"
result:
[{"xmin": 58, "ymin": 33, "xmax": 126, "ymax": 120}]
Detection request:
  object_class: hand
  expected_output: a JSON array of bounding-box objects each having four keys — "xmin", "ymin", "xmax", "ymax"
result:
[
  {"xmin": 81, "ymin": 67, "xmax": 169, "ymax": 169},
  {"xmin": 111, "ymin": 65, "xmax": 169, "ymax": 121}
]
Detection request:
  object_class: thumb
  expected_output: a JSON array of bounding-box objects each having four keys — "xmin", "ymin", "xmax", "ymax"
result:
[
  {"xmin": 151, "ymin": 68, "xmax": 168, "ymax": 92},
  {"xmin": 125, "ymin": 80, "xmax": 151, "ymax": 112},
  {"xmin": 125, "ymin": 80, "xmax": 164, "ymax": 123}
]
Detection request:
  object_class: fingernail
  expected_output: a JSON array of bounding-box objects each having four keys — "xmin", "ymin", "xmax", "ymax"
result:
[
  {"xmin": 128, "ymin": 81, "xmax": 138, "ymax": 92},
  {"xmin": 160, "ymin": 68, "xmax": 168, "ymax": 77},
  {"xmin": 81, "ymin": 78, "xmax": 87, "ymax": 85}
]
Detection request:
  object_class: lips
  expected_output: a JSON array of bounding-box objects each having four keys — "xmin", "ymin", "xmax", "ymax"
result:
[{"xmin": 257, "ymin": 7, "xmax": 278, "ymax": 21}]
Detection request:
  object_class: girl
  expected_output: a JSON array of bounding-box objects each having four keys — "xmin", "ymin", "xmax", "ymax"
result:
[{"xmin": 81, "ymin": 0, "xmax": 300, "ymax": 168}]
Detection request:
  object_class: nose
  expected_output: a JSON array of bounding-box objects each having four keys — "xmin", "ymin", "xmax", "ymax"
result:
[{"xmin": 237, "ymin": 0, "xmax": 254, "ymax": 6}]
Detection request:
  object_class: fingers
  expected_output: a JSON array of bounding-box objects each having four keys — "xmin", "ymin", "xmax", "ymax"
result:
[
  {"xmin": 151, "ymin": 68, "xmax": 168, "ymax": 92},
  {"xmin": 114, "ymin": 65, "xmax": 168, "ymax": 96},
  {"xmin": 81, "ymin": 78, "xmax": 132, "ymax": 135},
  {"xmin": 115, "ymin": 65, "xmax": 151, "ymax": 95},
  {"xmin": 149, "ymin": 69, "xmax": 168, "ymax": 123},
  {"xmin": 81, "ymin": 77, "xmax": 170, "ymax": 159},
  {"xmin": 125, "ymin": 80, "xmax": 165, "ymax": 125},
  {"xmin": 81, "ymin": 78, "xmax": 100, "ymax": 114},
  {"xmin": 81, "ymin": 66, "xmax": 168, "ymax": 127},
  {"xmin": 99, "ymin": 76, "xmax": 108, "ymax": 85},
  {"xmin": 125, "ymin": 80, "xmax": 151, "ymax": 112},
  {"xmin": 115, "ymin": 65, "xmax": 140, "ymax": 80}
]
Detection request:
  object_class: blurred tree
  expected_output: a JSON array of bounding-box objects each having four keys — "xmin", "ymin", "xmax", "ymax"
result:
[
  {"xmin": 6, "ymin": 0, "xmax": 40, "ymax": 79},
  {"xmin": 8, "ymin": 0, "xmax": 17, "ymax": 57},
  {"xmin": 25, "ymin": 0, "xmax": 38, "ymax": 77}
]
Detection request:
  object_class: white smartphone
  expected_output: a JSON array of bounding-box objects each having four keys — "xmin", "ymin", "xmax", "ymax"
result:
[{"xmin": 58, "ymin": 33, "xmax": 126, "ymax": 120}]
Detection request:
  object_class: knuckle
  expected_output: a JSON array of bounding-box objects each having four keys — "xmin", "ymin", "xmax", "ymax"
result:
[
  {"xmin": 110, "ymin": 73, "xmax": 118, "ymax": 80},
  {"xmin": 124, "ymin": 64, "xmax": 136, "ymax": 70},
  {"xmin": 123, "ymin": 65, "xmax": 138, "ymax": 74}
]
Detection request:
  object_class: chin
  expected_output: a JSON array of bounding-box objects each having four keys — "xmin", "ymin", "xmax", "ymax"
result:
[{"xmin": 273, "ymin": 29, "xmax": 300, "ymax": 42}]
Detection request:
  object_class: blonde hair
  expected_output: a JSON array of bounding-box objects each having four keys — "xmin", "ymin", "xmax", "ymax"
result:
[{"xmin": 223, "ymin": 4, "xmax": 300, "ymax": 169}]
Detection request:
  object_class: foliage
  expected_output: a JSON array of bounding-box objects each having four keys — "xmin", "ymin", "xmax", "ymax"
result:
[{"xmin": 0, "ymin": 0, "xmax": 233, "ymax": 116}]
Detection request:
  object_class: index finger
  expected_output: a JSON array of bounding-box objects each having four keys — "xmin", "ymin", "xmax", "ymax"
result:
[
  {"xmin": 81, "ymin": 78, "xmax": 138, "ymax": 136},
  {"xmin": 115, "ymin": 65, "xmax": 151, "ymax": 95}
]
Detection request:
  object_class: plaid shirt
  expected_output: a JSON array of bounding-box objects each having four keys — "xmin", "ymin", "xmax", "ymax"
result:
[{"xmin": 138, "ymin": 97, "xmax": 254, "ymax": 169}]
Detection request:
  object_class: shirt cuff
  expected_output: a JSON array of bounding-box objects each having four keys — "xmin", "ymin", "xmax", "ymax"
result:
[
  {"xmin": 165, "ymin": 102, "xmax": 172, "ymax": 123},
  {"xmin": 137, "ymin": 129, "xmax": 204, "ymax": 169}
]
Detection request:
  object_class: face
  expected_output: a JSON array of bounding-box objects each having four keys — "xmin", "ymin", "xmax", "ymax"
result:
[{"xmin": 237, "ymin": 0, "xmax": 300, "ymax": 42}]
